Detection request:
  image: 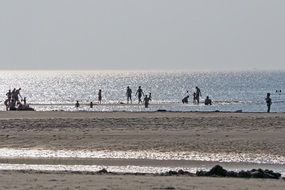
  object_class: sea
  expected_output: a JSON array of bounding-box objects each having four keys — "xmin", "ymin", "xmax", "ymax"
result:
[{"xmin": 0, "ymin": 70, "xmax": 284, "ymax": 112}]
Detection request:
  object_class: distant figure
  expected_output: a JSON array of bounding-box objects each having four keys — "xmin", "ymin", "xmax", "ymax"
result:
[
  {"xmin": 185, "ymin": 90, "xmax": 190, "ymax": 97},
  {"xmin": 98, "ymin": 89, "xmax": 102, "ymax": 104},
  {"xmin": 15, "ymin": 88, "xmax": 22, "ymax": 103},
  {"xmin": 6, "ymin": 90, "xmax": 12, "ymax": 103},
  {"xmin": 144, "ymin": 95, "xmax": 150, "ymax": 108},
  {"xmin": 23, "ymin": 97, "xmax": 27, "ymax": 105},
  {"xmin": 17, "ymin": 102, "xmax": 23, "ymax": 110},
  {"xmin": 135, "ymin": 86, "xmax": 144, "ymax": 104},
  {"xmin": 11, "ymin": 88, "xmax": 16, "ymax": 101},
  {"xmin": 75, "ymin": 101, "xmax": 80, "ymax": 108},
  {"xmin": 148, "ymin": 93, "xmax": 152, "ymax": 101},
  {"xmin": 265, "ymin": 93, "xmax": 272, "ymax": 113},
  {"xmin": 276, "ymin": 90, "xmax": 282, "ymax": 95},
  {"xmin": 4, "ymin": 99, "xmax": 9, "ymax": 111},
  {"xmin": 182, "ymin": 96, "xmax": 189, "ymax": 104},
  {"xmin": 204, "ymin": 96, "xmax": 212, "ymax": 105},
  {"xmin": 9, "ymin": 99, "xmax": 16, "ymax": 111},
  {"xmin": 126, "ymin": 86, "xmax": 132, "ymax": 104},
  {"xmin": 90, "ymin": 102, "xmax": 93, "ymax": 108},
  {"xmin": 195, "ymin": 86, "xmax": 202, "ymax": 104},
  {"xmin": 193, "ymin": 92, "xmax": 196, "ymax": 104}
]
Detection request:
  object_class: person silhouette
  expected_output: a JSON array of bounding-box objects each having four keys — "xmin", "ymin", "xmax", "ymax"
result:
[
  {"xmin": 195, "ymin": 86, "xmax": 202, "ymax": 104},
  {"xmin": 75, "ymin": 101, "xmax": 80, "ymax": 108},
  {"xmin": 98, "ymin": 89, "xmax": 102, "ymax": 104},
  {"xmin": 148, "ymin": 93, "xmax": 152, "ymax": 101},
  {"xmin": 182, "ymin": 96, "xmax": 189, "ymax": 104},
  {"xmin": 265, "ymin": 93, "xmax": 272, "ymax": 113},
  {"xmin": 204, "ymin": 96, "xmax": 212, "ymax": 105},
  {"xmin": 144, "ymin": 95, "xmax": 150, "ymax": 108},
  {"xmin": 15, "ymin": 88, "xmax": 22, "ymax": 103},
  {"xmin": 135, "ymin": 86, "xmax": 144, "ymax": 104},
  {"xmin": 193, "ymin": 92, "xmax": 196, "ymax": 104},
  {"xmin": 6, "ymin": 90, "xmax": 12, "ymax": 103},
  {"xmin": 126, "ymin": 86, "xmax": 132, "ymax": 104}
]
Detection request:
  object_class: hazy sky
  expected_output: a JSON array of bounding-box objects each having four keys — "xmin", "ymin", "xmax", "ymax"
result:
[{"xmin": 0, "ymin": 0, "xmax": 284, "ymax": 71}]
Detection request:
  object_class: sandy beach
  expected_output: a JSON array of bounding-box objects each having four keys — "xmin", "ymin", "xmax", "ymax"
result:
[
  {"xmin": 0, "ymin": 111, "xmax": 284, "ymax": 189},
  {"xmin": 0, "ymin": 111, "xmax": 284, "ymax": 155},
  {"xmin": 0, "ymin": 170, "xmax": 284, "ymax": 190}
]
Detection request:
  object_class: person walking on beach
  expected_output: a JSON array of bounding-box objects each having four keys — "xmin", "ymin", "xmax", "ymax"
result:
[
  {"xmin": 195, "ymin": 86, "xmax": 202, "ymax": 104},
  {"xmin": 136, "ymin": 86, "xmax": 144, "ymax": 104},
  {"xmin": 90, "ymin": 101, "xmax": 93, "ymax": 108},
  {"xmin": 126, "ymin": 86, "xmax": 132, "ymax": 104},
  {"xmin": 265, "ymin": 93, "xmax": 272, "ymax": 113},
  {"xmin": 98, "ymin": 89, "xmax": 102, "ymax": 104}
]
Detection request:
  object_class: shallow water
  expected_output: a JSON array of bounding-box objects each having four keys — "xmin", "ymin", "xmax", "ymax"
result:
[
  {"xmin": 1, "ymin": 148, "xmax": 284, "ymax": 165},
  {"xmin": 0, "ymin": 148, "xmax": 284, "ymax": 176},
  {"xmin": 0, "ymin": 71, "xmax": 284, "ymax": 112}
]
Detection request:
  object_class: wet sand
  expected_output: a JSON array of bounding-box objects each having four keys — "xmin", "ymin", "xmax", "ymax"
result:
[{"xmin": 0, "ymin": 111, "xmax": 284, "ymax": 189}]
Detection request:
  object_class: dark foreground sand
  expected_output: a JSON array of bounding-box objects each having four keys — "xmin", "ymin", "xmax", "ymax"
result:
[
  {"xmin": 0, "ymin": 170, "xmax": 284, "ymax": 190},
  {"xmin": 0, "ymin": 111, "xmax": 284, "ymax": 189}
]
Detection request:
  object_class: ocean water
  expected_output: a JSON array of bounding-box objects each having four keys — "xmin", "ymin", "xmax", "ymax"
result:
[{"xmin": 0, "ymin": 70, "xmax": 284, "ymax": 112}]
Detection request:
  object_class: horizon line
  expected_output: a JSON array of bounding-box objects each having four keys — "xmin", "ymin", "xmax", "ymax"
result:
[{"xmin": 0, "ymin": 68, "xmax": 285, "ymax": 73}]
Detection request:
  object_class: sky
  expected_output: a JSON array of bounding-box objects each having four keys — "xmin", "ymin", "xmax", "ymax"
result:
[{"xmin": 0, "ymin": 0, "xmax": 284, "ymax": 71}]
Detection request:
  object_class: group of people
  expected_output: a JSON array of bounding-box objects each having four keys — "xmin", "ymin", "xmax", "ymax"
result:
[
  {"xmin": 126, "ymin": 86, "xmax": 152, "ymax": 107},
  {"xmin": 76, "ymin": 86, "xmax": 152, "ymax": 108},
  {"xmin": 79, "ymin": 85, "xmax": 209, "ymax": 108},
  {"xmin": 4, "ymin": 88, "xmax": 32, "ymax": 111},
  {"xmin": 182, "ymin": 86, "xmax": 212, "ymax": 106},
  {"xmin": 4, "ymin": 86, "xmax": 274, "ymax": 112}
]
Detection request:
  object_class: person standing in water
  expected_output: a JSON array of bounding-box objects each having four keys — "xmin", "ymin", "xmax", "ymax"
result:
[
  {"xmin": 265, "ymin": 93, "xmax": 272, "ymax": 113},
  {"xmin": 98, "ymin": 89, "xmax": 102, "ymax": 104},
  {"xmin": 6, "ymin": 90, "xmax": 12, "ymax": 103},
  {"xmin": 15, "ymin": 88, "xmax": 22, "ymax": 103},
  {"xmin": 126, "ymin": 86, "xmax": 132, "ymax": 104},
  {"xmin": 135, "ymin": 86, "xmax": 144, "ymax": 104},
  {"xmin": 193, "ymin": 92, "xmax": 196, "ymax": 104},
  {"xmin": 195, "ymin": 86, "xmax": 202, "ymax": 104},
  {"xmin": 144, "ymin": 95, "xmax": 150, "ymax": 108},
  {"xmin": 75, "ymin": 101, "xmax": 80, "ymax": 108}
]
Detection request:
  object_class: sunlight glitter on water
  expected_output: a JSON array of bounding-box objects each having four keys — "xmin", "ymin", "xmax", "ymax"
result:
[
  {"xmin": 1, "ymin": 71, "xmax": 285, "ymax": 112},
  {"xmin": 0, "ymin": 148, "xmax": 284, "ymax": 165},
  {"xmin": 0, "ymin": 164, "xmax": 202, "ymax": 174}
]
